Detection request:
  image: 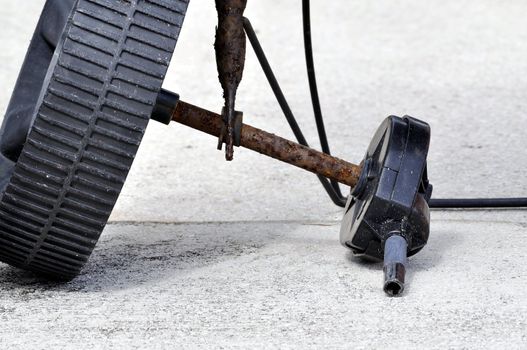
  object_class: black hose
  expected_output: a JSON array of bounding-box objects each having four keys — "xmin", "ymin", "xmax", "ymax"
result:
[
  {"xmin": 301, "ymin": 0, "xmax": 527, "ymax": 209},
  {"xmin": 302, "ymin": 0, "xmax": 344, "ymax": 199},
  {"xmin": 244, "ymin": 18, "xmax": 347, "ymax": 207},
  {"xmin": 429, "ymin": 198, "xmax": 527, "ymax": 208}
]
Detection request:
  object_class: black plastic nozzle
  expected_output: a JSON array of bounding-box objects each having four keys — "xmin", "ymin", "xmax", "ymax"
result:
[
  {"xmin": 383, "ymin": 235, "xmax": 407, "ymax": 296},
  {"xmin": 340, "ymin": 116, "xmax": 432, "ymax": 296}
]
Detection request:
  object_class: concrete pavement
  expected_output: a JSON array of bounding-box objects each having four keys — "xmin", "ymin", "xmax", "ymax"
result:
[{"xmin": 0, "ymin": 1, "xmax": 526, "ymax": 349}]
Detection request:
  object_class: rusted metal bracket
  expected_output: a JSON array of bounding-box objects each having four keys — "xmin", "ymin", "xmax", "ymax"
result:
[
  {"xmin": 215, "ymin": 0, "xmax": 247, "ymax": 161},
  {"xmin": 217, "ymin": 108, "xmax": 243, "ymax": 150}
]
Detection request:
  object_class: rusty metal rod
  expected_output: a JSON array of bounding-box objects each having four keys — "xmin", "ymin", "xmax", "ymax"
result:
[{"xmin": 171, "ymin": 100, "xmax": 362, "ymax": 188}]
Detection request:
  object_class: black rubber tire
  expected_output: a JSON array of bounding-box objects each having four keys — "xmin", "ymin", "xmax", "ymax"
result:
[{"xmin": 0, "ymin": 0, "xmax": 189, "ymax": 279}]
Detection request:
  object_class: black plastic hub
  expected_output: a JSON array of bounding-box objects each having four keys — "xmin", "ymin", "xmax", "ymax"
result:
[{"xmin": 340, "ymin": 115, "xmax": 432, "ymax": 295}]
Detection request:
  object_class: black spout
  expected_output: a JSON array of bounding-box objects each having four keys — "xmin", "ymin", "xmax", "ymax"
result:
[{"xmin": 383, "ymin": 235, "xmax": 408, "ymax": 296}]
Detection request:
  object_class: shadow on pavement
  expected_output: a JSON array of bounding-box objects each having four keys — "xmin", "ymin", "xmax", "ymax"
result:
[{"xmin": 0, "ymin": 222, "xmax": 287, "ymax": 293}]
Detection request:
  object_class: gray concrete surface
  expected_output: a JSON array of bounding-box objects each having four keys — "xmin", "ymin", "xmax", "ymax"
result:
[{"xmin": 0, "ymin": 1, "xmax": 526, "ymax": 349}]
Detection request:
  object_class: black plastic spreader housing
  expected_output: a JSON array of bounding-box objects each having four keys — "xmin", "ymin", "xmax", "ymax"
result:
[{"xmin": 340, "ymin": 116, "xmax": 432, "ymax": 296}]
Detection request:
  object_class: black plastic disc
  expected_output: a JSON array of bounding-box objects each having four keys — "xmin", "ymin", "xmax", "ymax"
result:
[{"xmin": 340, "ymin": 115, "xmax": 432, "ymax": 261}]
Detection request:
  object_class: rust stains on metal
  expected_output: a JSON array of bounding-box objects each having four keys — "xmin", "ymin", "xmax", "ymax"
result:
[
  {"xmin": 215, "ymin": 0, "xmax": 247, "ymax": 161},
  {"xmin": 173, "ymin": 101, "xmax": 362, "ymax": 188}
]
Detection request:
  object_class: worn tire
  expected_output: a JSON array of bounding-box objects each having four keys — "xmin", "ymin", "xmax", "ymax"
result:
[{"xmin": 0, "ymin": 0, "xmax": 189, "ymax": 279}]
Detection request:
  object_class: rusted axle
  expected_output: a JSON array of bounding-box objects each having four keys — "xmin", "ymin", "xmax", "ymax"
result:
[{"xmin": 153, "ymin": 91, "xmax": 362, "ymax": 188}]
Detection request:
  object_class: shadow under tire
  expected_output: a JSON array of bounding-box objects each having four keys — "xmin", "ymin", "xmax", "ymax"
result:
[{"xmin": 0, "ymin": 0, "xmax": 189, "ymax": 279}]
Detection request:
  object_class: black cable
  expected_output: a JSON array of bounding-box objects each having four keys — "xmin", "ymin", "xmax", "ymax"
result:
[
  {"xmin": 301, "ymin": 0, "xmax": 527, "ymax": 209},
  {"xmin": 243, "ymin": 18, "xmax": 347, "ymax": 207},
  {"xmin": 429, "ymin": 198, "xmax": 527, "ymax": 208},
  {"xmin": 244, "ymin": 6, "xmax": 526, "ymax": 210},
  {"xmin": 302, "ymin": 0, "xmax": 344, "ymax": 199}
]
